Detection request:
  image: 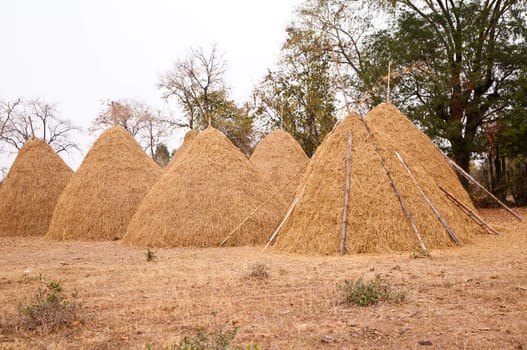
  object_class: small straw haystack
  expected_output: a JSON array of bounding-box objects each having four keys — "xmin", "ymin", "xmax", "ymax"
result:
[
  {"xmin": 275, "ymin": 107, "xmax": 481, "ymax": 255},
  {"xmin": 166, "ymin": 129, "xmax": 198, "ymax": 170},
  {"xmin": 124, "ymin": 127, "xmax": 286, "ymax": 248},
  {"xmin": 0, "ymin": 139, "xmax": 73, "ymax": 236},
  {"xmin": 250, "ymin": 130, "xmax": 308, "ymax": 204},
  {"xmin": 46, "ymin": 126, "xmax": 162, "ymax": 241}
]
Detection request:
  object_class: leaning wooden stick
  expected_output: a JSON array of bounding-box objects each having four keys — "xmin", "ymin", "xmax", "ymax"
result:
[
  {"xmin": 437, "ymin": 184, "xmax": 499, "ymax": 235},
  {"xmin": 395, "ymin": 151, "xmax": 460, "ymax": 245},
  {"xmin": 447, "ymin": 158, "xmax": 522, "ymax": 222},
  {"xmin": 360, "ymin": 117, "xmax": 428, "ymax": 255},
  {"xmin": 340, "ymin": 131, "xmax": 353, "ymax": 256},
  {"xmin": 220, "ymin": 163, "xmax": 307, "ymax": 247}
]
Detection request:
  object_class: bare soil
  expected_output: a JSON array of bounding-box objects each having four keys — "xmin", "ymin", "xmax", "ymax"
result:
[{"xmin": 1, "ymin": 208, "xmax": 526, "ymax": 349}]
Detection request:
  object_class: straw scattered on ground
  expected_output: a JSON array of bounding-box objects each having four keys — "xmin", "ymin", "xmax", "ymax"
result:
[
  {"xmin": 0, "ymin": 138, "xmax": 72, "ymax": 237},
  {"xmin": 46, "ymin": 126, "xmax": 162, "ymax": 241}
]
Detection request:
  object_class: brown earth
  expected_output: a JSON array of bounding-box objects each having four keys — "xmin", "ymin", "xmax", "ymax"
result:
[{"xmin": 1, "ymin": 208, "xmax": 526, "ymax": 349}]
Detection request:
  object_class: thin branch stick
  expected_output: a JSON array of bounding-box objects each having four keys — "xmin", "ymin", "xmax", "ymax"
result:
[
  {"xmin": 332, "ymin": 51, "xmax": 351, "ymax": 115},
  {"xmin": 437, "ymin": 184, "xmax": 499, "ymax": 235},
  {"xmin": 220, "ymin": 163, "xmax": 307, "ymax": 247},
  {"xmin": 340, "ymin": 131, "xmax": 353, "ymax": 256},
  {"xmin": 360, "ymin": 117, "xmax": 428, "ymax": 254},
  {"xmin": 396, "ymin": 151, "xmax": 460, "ymax": 244},
  {"xmin": 387, "ymin": 60, "xmax": 392, "ymax": 103},
  {"xmin": 262, "ymin": 196, "xmax": 300, "ymax": 253},
  {"xmin": 447, "ymin": 158, "xmax": 522, "ymax": 222}
]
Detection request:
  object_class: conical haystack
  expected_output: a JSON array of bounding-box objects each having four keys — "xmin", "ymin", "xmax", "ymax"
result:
[
  {"xmin": 0, "ymin": 139, "xmax": 73, "ymax": 236},
  {"xmin": 46, "ymin": 126, "xmax": 162, "ymax": 241},
  {"xmin": 366, "ymin": 102, "xmax": 476, "ymax": 210},
  {"xmin": 250, "ymin": 130, "xmax": 308, "ymax": 205},
  {"xmin": 275, "ymin": 110, "xmax": 480, "ymax": 255},
  {"xmin": 124, "ymin": 127, "xmax": 286, "ymax": 247},
  {"xmin": 166, "ymin": 129, "xmax": 197, "ymax": 170}
]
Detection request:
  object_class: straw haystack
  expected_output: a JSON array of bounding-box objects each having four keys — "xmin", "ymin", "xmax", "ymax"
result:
[
  {"xmin": 46, "ymin": 126, "xmax": 162, "ymax": 241},
  {"xmin": 250, "ymin": 130, "xmax": 308, "ymax": 204},
  {"xmin": 366, "ymin": 103, "xmax": 477, "ymax": 210},
  {"xmin": 124, "ymin": 127, "xmax": 286, "ymax": 247},
  {"xmin": 0, "ymin": 139, "xmax": 73, "ymax": 236},
  {"xmin": 166, "ymin": 129, "xmax": 197, "ymax": 170},
  {"xmin": 275, "ymin": 109, "xmax": 481, "ymax": 255}
]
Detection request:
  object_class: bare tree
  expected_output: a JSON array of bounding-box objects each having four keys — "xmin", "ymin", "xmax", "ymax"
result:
[
  {"xmin": 90, "ymin": 99, "xmax": 169, "ymax": 158},
  {"xmin": 0, "ymin": 98, "xmax": 80, "ymax": 154},
  {"xmin": 158, "ymin": 44, "xmax": 227, "ymax": 129}
]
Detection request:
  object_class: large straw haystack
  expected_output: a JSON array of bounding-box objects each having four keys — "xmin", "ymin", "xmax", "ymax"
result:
[
  {"xmin": 366, "ymin": 103, "xmax": 477, "ymax": 210},
  {"xmin": 166, "ymin": 129, "xmax": 198, "ymax": 170},
  {"xmin": 124, "ymin": 127, "xmax": 286, "ymax": 247},
  {"xmin": 0, "ymin": 139, "xmax": 73, "ymax": 236},
  {"xmin": 46, "ymin": 126, "xmax": 162, "ymax": 241},
  {"xmin": 275, "ymin": 108, "xmax": 481, "ymax": 255},
  {"xmin": 250, "ymin": 130, "xmax": 308, "ymax": 204}
]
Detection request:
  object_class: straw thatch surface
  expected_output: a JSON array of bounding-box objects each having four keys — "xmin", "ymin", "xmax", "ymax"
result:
[
  {"xmin": 366, "ymin": 102, "xmax": 477, "ymax": 210},
  {"xmin": 124, "ymin": 127, "xmax": 286, "ymax": 247},
  {"xmin": 275, "ymin": 109, "xmax": 480, "ymax": 255},
  {"xmin": 0, "ymin": 139, "xmax": 73, "ymax": 237},
  {"xmin": 166, "ymin": 129, "xmax": 198, "ymax": 170},
  {"xmin": 250, "ymin": 130, "xmax": 308, "ymax": 204},
  {"xmin": 46, "ymin": 126, "xmax": 162, "ymax": 241}
]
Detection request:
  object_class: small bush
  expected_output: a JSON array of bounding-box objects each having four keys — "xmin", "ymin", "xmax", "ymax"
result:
[
  {"xmin": 340, "ymin": 276, "xmax": 406, "ymax": 307},
  {"xmin": 145, "ymin": 248, "xmax": 157, "ymax": 262},
  {"xmin": 170, "ymin": 313, "xmax": 260, "ymax": 350},
  {"xmin": 247, "ymin": 263, "xmax": 270, "ymax": 280},
  {"xmin": 18, "ymin": 278, "xmax": 79, "ymax": 333}
]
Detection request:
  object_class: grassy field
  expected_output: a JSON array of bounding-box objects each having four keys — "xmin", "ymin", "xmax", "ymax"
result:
[{"xmin": 1, "ymin": 208, "xmax": 526, "ymax": 349}]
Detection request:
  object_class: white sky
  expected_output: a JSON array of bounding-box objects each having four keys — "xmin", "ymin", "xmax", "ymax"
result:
[{"xmin": 0, "ymin": 0, "xmax": 302, "ymax": 172}]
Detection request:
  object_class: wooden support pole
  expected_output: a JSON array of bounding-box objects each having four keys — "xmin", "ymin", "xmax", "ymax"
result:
[
  {"xmin": 395, "ymin": 151, "xmax": 460, "ymax": 245},
  {"xmin": 262, "ymin": 196, "xmax": 299, "ymax": 253},
  {"xmin": 447, "ymin": 158, "xmax": 523, "ymax": 222},
  {"xmin": 340, "ymin": 132, "xmax": 353, "ymax": 256},
  {"xmin": 437, "ymin": 184, "xmax": 499, "ymax": 235},
  {"xmin": 360, "ymin": 117, "xmax": 428, "ymax": 255}
]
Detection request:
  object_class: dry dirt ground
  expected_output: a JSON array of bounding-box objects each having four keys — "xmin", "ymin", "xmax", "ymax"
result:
[{"xmin": 1, "ymin": 208, "xmax": 526, "ymax": 350}]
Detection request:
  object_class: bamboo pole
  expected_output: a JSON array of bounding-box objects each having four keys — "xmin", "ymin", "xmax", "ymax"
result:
[
  {"xmin": 262, "ymin": 196, "xmax": 300, "ymax": 252},
  {"xmin": 219, "ymin": 163, "xmax": 307, "ymax": 247},
  {"xmin": 446, "ymin": 158, "xmax": 523, "ymax": 222},
  {"xmin": 437, "ymin": 184, "xmax": 500, "ymax": 235},
  {"xmin": 340, "ymin": 132, "xmax": 353, "ymax": 256},
  {"xmin": 360, "ymin": 117, "xmax": 428, "ymax": 254},
  {"xmin": 395, "ymin": 151, "xmax": 460, "ymax": 245}
]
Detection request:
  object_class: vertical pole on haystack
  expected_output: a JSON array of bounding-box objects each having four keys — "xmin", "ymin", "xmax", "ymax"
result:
[
  {"xmin": 111, "ymin": 101, "xmax": 117, "ymax": 126},
  {"xmin": 396, "ymin": 151, "xmax": 460, "ymax": 245},
  {"xmin": 360, "ymin": 117, "xmax": 428, "ymax": 255},
  {"xmin": 340, "ymin": 131, "xmax": 353, "ymax": 256},
  {"xmin": 386, "ymin": 60, "xmax": 391, "ymax": 103},
  {"xmin": 447, "ymin": 158, "xmax": 523, "ymax": 222}
]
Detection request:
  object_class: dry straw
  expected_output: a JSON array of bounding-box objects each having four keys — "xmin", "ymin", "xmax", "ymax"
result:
[
  {"xmin": 166, "ymin": 129, "xmax": 198, "ymax": 170},
  {"xmin": 250, "ymin": 130, "xmax": 308, "ymax": 205},
  {"xmin": 123, "ymin": 127, "xmax": 286, "ymax": 248},
  {"xmin": 46, "ymin": 126, "xmax": 162, "ymax": 241},
  {"xmin": 0, "ymin": 139, "xmax": 73, "ymax": 236},
  {"xmin": 275, "ymin": 103, "xmax": 482, "ymax": 255}
]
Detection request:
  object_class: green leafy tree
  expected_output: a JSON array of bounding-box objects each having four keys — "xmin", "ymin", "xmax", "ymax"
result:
[
  {"xmin": 153, "ymin": 143, "xmax": 171, "ymax": 167},
  {"xmin": 253, "ymin": 26, "xmax": 337, "ymax": 157}
]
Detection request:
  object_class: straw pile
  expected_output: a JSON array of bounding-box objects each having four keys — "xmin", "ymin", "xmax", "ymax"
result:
[
  {"xmin": 124, "ymin": 127, "xmax": 286, "ymax": 247},
  {"xmin": 46, "ymin": 126, "xmax": 162, "ymax": 241},
  {"xmin": 275, "ymin": 108, "xmax": 480, "ymax": 255},
  {"xmin": 366, "ymin": 103, "xmax": 477, "ymax": 210},
  {"xmin": 250, "ymin": 130, "xmax": 308, "ymax": 204},
  {"xmin": 0, "ymin": 139, "xmax": 73, "ymax": 236},
  {"xmin": 166, "ymin": 129, "xmax": 198, "ymax": 170}
]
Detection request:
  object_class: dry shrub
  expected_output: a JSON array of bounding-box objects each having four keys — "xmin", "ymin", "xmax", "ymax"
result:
[
  {"xmin": 275, "ymin": 104, "xmax": 481, "ymax": 255},
  {"xmin": 0, "ymin": 139, "xmax": 72, "ymax": 237},
  {"xmin": 124, "ymin": 127, "xmax": 286, "ymax": 248},
  {"xmin": 250, "ymin": 130, "xmax": 308, "ymax": 206},
  {"xmin": 46, "ymin": 126, "xmax": 162, "ymax": 241}
]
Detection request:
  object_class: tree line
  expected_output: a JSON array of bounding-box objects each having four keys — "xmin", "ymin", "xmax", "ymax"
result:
[{"xmin": 1, "ymin": 0, "xmax": 525, "ymax": 204}]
